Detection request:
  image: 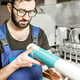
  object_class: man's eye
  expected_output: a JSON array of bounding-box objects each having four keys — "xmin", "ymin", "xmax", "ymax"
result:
[{"xmin": 29, "ymin": 10, "xmax": 35, "ymax": 14}]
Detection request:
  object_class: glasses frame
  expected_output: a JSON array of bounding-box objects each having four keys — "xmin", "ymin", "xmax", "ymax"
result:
[{"xmin": 13, "ymin": 6, "xmax": 37, "ymax": 17}]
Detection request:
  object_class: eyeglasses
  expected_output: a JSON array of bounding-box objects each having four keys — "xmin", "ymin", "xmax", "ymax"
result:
[{"xmin": 13, "ymin": 6, "xmax": 37, "ymax": 17}]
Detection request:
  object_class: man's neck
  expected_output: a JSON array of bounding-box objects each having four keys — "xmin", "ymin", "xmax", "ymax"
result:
[{"xmin": 7, "ymin": 20, "xmax": 30, "ymax": 41}]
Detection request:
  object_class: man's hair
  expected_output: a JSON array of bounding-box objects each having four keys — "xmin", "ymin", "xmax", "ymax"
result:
[{"xmin": 9, "ymin": 0, "xmax": 37, "ymax": 5}]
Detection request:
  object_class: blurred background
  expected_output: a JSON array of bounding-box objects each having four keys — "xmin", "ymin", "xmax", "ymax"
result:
[{"xmin": 1, "ymin": 0, "xmax": 80, "ymax": 79}]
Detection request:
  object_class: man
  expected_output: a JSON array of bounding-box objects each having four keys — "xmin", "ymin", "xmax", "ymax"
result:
[
  {"xmin": 0, "ymin": 0, "xmax": 64, "ymax": 80},
  {"xmin": 0, "ymin": 0, "xmax": 51, "ymax": 80}
]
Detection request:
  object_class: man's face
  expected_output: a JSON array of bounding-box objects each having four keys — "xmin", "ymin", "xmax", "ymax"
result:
[{"xmin": 11, "ymin": 0, "xmax": 36, "ymax": 28}]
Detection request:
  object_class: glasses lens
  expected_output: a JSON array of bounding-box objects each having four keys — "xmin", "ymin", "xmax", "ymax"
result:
[
  {"xmin": 18, "ymin": 10, "xmax": 25, "ymax": 16},
  {"xmin": 29, "ymin": 10, "xmax": 37, "ymax": 17}
]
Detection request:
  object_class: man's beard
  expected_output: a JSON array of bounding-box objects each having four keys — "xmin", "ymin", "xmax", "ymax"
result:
[{"xmin": 11, "ymin": 9, "xmax": 30, "ymax": 29}]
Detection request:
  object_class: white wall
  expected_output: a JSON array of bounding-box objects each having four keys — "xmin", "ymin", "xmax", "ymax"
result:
[
  {"xmin": 44, "ymin": 0, "xmax": 56, "ymax": 5},
  {"xmin": 31, "ymin": 13, "xmax": 56, "ymax": 46}
]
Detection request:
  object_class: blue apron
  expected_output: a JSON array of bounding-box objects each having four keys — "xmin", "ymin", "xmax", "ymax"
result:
[{"xmin": 0, "ymin": 24, "xmax": 43, "ymax": 80}]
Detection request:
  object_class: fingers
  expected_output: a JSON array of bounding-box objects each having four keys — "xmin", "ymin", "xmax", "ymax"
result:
[
  {"xmin": 23, "ymin": 47, "xmax": 33, "ymax": 55},
  {"xmin": 55, "ymin": 71, "xmax": 64, "ymax": 79},
  {"xmin": 14, "ymin": 46, "xmax": 40, "ymax": 68},
  {"xmin": 49, "ymin": 68, "xmax": 56, "ymax": 73},
  {"xmin": 27, "ymin": 57, "xmax": 40, "ymax": 65},
  {"xmin": 28, "ymin": 64, "xmax": 33, "ymax": 67},
  {"xmin": 49, "ymin": 68, "xmax": 64, "ymax": 79},
  {"xmin": 24, "ymin": 48, "xmax": 41, "ymax": 65}
]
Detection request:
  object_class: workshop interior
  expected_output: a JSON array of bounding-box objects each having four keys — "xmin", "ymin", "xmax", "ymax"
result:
[{"xmin": 0, "ymin": 0, "xmax": 80, "ymax": 80}]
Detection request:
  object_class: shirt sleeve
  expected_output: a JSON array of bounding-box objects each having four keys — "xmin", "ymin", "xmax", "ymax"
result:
[{"xmin": 38, "ymin": 29, "xmax": 50, "ymax": 50}]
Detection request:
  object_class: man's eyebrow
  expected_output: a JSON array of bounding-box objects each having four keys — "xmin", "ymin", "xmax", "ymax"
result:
[{"xmin": 17, "ymin": 8, "xmax": 35, "ymax": 11}]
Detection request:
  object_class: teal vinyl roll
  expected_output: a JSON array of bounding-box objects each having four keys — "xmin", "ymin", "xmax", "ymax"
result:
[
  {"xmin": 32, "ymin": 48, "xmax": 59, "ymax": 67},
  {"xmin": 9, "ymin": 57, "xmax": 16, "ymax": 63}
]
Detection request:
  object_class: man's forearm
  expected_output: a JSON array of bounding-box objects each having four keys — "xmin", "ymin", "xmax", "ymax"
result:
[{"xmin": 0, "ymin": 60, "xmax": 18, "ymax": 80}]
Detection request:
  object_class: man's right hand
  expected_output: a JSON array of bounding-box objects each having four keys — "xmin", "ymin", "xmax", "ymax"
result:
[{"xmin": 13, "ymin": 47, "xmax": 40, "ymax": 69}]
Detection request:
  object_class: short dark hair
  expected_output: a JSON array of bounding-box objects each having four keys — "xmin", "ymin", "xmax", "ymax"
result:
[{"xmin": 9, "ymin": 0, "xmax": 37, "ymax": 5}]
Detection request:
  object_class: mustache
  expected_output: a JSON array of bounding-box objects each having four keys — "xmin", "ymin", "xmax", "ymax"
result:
[{"xmin": 19, "ymin": 19, "xmax": 29, "ymax": 22}]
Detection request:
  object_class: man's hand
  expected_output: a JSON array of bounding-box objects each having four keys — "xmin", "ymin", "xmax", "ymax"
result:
[
  {"xmin": 13, "ymin": 47, "xmax": 40, "ymax": 69},
  {"xmin": 49, "ymin": 68, "xmax": 65, "ymax": 79}
]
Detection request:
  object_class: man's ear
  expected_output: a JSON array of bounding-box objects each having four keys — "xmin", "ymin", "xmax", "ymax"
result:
[{"xmin": 7, "ymin": 3, "xmax": 12, "ymax": 13}]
